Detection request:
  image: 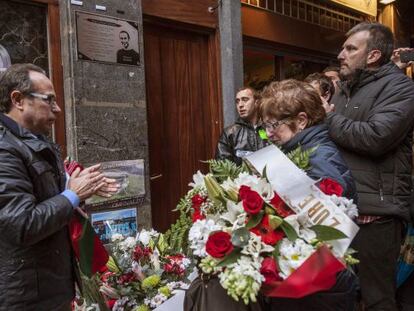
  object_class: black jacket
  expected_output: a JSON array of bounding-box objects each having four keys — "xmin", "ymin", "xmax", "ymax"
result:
[
  {"xmin": 215, "ymin": 118, "xmax": 268, "ymax": 165},
  {"xmin": 0, "ymin": 114, "xmax": 75, "ymax": 310},
  {"xmin": 282, "ymin": 124, "xmax": 357, "ymax": 202},
  {"xmin": 327, "ymin": 62, "xmax": 414, "ymax": 220}
]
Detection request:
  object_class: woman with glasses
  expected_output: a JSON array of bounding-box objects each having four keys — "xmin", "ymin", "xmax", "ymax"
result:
[
  {"xmin": 260, "ymin": 79, "xmax": 356, "ymax": 202},
  {"xmin": 260, "ymin": 79, "xmax": 358, "ymax": 311}
]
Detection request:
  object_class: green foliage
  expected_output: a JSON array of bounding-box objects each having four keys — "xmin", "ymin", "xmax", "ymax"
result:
[
  {"xmin": 204, "ymin": 159, "xmax": 249, "ymax": 183},
  {"xmin": 231, "ymin": 227, "xmax": 250, "ymax": 248},
  {"xmin": 310, "ymin": 225, "xmax": 348, "ymax": 241},
  {"xmin": 164, "ymin": 211, "xmax": 192, "ymax": 253},
  {"xmin": 80, "ymin": 273, "xmax": 110, "ymax": 311},
  {"xmin": 280, "ymin": 220, "xmax": 298, "ymax": 241},
  {"xmin": 216, "ymin": 248, "xmax": 242, "ymax": 268},
  {"xmin": 245, "ymin": 211, "xmax": 264, "ymax": 230},
  {"xmin": 286, "ymin": 145, "xmax": 317, "ymax": 171}
]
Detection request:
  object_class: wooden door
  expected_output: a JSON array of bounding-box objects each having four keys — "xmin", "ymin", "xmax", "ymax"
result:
[{"xmin": 144, "ymin": 22, "xmax": 221, "ymax": 232}]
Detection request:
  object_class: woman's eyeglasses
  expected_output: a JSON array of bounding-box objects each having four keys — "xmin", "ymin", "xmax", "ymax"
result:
[{"xmin": 263, "ymin": 119, "xmax": 288, "ymax": 131}]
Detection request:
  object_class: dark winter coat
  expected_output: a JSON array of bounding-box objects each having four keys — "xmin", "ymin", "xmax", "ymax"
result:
[
  {"xmin": 282, "ymin": 123, "xmax": 357, "ymax": 202},
  {"xmin": 327, "ymin": 62, "xmax": 414, "ymax": 220},
  {"xmin": 216, "ymin": 118, "xmax": 268, "ymax": 165},
  {"xmin": 0, "ymin": 114, "xmax": 75, "ymax": 310}
]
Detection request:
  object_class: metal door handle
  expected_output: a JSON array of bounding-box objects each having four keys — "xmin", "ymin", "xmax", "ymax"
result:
[{"xmin": 150, "ymin": 174, "xmax": 163, "ymax": 180}]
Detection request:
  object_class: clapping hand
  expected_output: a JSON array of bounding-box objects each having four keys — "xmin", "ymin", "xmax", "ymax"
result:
[{"xmin": 68, "ymin": 164, "xmax": 120, "ymax": 201}]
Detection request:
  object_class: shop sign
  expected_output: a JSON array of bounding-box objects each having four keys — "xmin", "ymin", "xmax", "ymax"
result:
[{"xmin": 330, "ymin": 0, "xmax": 377, "ymax": 16}]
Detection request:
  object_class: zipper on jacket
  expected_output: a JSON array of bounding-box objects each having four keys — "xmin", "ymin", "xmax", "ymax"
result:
[
  {"xmin": 345, "ymin": 96, "xmax": 350, "ymax": 108},
  {"xmin": 378, "ymin": 182, "xmax": 384, "ymax": 201}
]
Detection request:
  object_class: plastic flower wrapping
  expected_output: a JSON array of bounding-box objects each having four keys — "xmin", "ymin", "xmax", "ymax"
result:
[
  {"xmin": 74, "ymin": 229, "xmax": 193, "ymax": 311},
  {"xmin": 169, "ymin": 155, "xmax": 359, "ymax": 305}
]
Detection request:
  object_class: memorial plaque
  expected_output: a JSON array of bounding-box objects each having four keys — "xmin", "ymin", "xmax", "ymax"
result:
[{"xmin": 76, "ymin": 11, "xmax": 140, "ymax": 66}]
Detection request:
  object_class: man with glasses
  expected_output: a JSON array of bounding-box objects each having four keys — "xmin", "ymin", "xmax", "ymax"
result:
[
  {"xmin": 215, "ymin": 87, "xmax": 268, "ymax": 165},
  {"xmin": 0, "ymin": 64, "xmax": 118, "ymax": 310}
]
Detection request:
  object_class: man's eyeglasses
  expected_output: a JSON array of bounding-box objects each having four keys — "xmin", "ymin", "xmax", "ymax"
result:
[
  {"xmin": 263, "ymin": 119, "xmax": 289, "ymax": 131},
  {"xmin": 28, "ymin": 92, "xmax": 58, "ymax": 108}
]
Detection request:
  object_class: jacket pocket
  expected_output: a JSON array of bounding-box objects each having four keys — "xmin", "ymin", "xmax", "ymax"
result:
[
  {"xmin": 27, "ymin": 160, "xmax": 60, "ymax": 199},
  {"xmin": 0, "ymin": 260, "xmax": 38, "ymax": 303}
]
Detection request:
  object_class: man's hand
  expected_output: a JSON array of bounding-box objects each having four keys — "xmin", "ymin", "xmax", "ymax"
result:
[
  {"xmin": 68, "ymin": 167, "xmax": 106, "ymax": 201},
  {"xmin": 321, "ymin": 96, "xmax": 335, "ymax": 113},
  {"xmin": 95, "ymin": 177, "xmax": 120, "ymax": 198},
  {"xmin": 391, "ymin": 48, "xmax": 414, "ymax": 70}
]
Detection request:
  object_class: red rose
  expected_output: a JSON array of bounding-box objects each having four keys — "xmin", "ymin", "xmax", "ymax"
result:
[
  {"xmin": 206, "ymin": 231, "xmax": 234, "ymax": 258},
  {"xmin": 318, "ymin": 178, "xmax": 344, "ymax": 196},
  {"xmin": 250, "ymin": 215, "xmax": 285, "ymax": 245},
  {"xmin": 239, "ymin": 185, "xmax": 264, "ymax": 215},
  {"xmin": 270, "ymin": 193, "xmax": 294, "ymax": 217},
  {"xmin": 260, "ymin": 257, "xmax": 282, "ymax": 285}
]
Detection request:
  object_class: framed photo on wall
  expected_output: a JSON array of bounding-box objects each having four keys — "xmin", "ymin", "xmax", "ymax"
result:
[
  {"xmin": 91, "ymin": 207, "xmax": 137, "ymax": 244},
  {"xmin": 85, "ymin": 159, "xmax": 145, "ymax": 209},
  {"xmin": 76, "ymin": 11, "xmax": 140, "ymax": 66}
]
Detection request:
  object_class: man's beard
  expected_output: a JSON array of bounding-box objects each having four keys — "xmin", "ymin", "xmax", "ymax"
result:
[{"xmin": 339, "ymin": 66, "xmax": 366, "ymax": 85}]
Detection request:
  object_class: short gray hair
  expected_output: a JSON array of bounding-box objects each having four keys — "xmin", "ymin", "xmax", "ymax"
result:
[{"xmin": 346, "ymin": 22, "xmax": 394, "ymax": 66}]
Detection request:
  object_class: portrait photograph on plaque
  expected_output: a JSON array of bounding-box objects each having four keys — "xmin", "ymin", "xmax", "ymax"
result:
[
  {"xmin": 91, "ymin": 207, "xmax": 138, "ymax": 244},
  {"xmin": 85, "ymin": 159, "xmax": 145, "ymax": 209},
  {"xmin": 76, "ymin": 11, "xmax": 140, "ymax": 66}
]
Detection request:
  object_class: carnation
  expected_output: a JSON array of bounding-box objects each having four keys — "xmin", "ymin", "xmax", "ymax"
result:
[
  {"xmin": 188, "ymin": 219, "xmax": 221, "ymax": 257},
  {"xmin": 137, "ymin": 229, "xmax": 159, "ymax": 246},
  {"xmin": 117, "ymin": 237, "xmax": 136, "ymax": 253}
]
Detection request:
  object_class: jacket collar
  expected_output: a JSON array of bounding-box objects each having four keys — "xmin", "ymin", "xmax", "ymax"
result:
[
  {"xmin": 282, "ymin": 124, "xmax": 328, "ymax": 152},
  {"xmin": 235, "ymin": 117, "xmax": 259, "ymax": 129},
  {"xmin": 0, "ymin": 113, "xmax": 53, "ymax": 153},
  {"xmin": 338, "ymin": 62, "xmax": 399, "ymax": 96}
]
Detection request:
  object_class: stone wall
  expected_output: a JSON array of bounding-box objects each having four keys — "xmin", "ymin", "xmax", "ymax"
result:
[{"xmin": 59, "ymin": 0, "xmax": 151, "ymax": 228}]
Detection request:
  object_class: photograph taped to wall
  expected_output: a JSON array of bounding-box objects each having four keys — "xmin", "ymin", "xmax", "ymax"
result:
[
  {"xmin": 76, "ymin": 11, "xmax": 140, "ymax": 66},
  {"xmin": 91, "ymin": 207, "xmax": 137, "ymax": 244},
  {"xmin": 85, "ymin": 159, "xmax": 145, "ymax": 209}
]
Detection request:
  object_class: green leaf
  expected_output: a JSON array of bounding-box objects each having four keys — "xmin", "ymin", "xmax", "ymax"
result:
[
  {"xmin": 281, "ymin": 221, "xmax": 298, "ymax": 241},
  {"xmin": 262, "ymin": 165, "xmax": 268, "ymax": 180},
  {"xmin": 216, "ymin": 248, "xmax": 242, "ymax": 268},
  {"xmin": 264, "ymin": 204, "xmax": 276, "ymax": 215},
  {"xmin": 286, "ymin": 145, "xmax": 318, "ymax": 171},
  {"xmin": 246, "ymin": 211, "xmax": 264, "ymax": 230},
  {"xmin": 268, "ymin": 215, "xmax": 283, "ymax": 230},
  {"xmin": 272, "ymin": 240, "xmax": 282, "ymax": 258},
  {"xmin": 310, "ymin": 225, "xmax": 348, "ymax": 241},
  {"xmin": 231, "ymin": 227, "xmax": 250, "ymax": 248}
]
